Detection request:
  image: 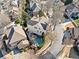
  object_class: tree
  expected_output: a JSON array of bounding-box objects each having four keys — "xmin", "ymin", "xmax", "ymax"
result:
[
  {"xmin": 22, "ymin": 10, "xmax": 31, "ymax": 20},
  {"xmin": 64, "ymin": 0, "xmax": 73, "ymax": 5},
  {"xmin": 21, "ymin": 10, "xmax": 31, "ymax": 27},
  {"xmin": 15, "ymin": 18, "xmax": 22, "ymax": 24},
  {"xmin": 38, "ymin": 10, "xmax": 45, "ymax": 17},
  {"xmin": 3, "ymin": 34, "xmax": 8, "ymax": 40},
  {"xmin": 21, "ymin": 0, "xmax": 31, "ymax": 27}
]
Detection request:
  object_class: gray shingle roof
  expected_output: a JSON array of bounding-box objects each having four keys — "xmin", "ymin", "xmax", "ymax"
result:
[
  {"xmin": 0, "ymin": 14, "xmax": 11, "ymax": 28},
  {"xmin": 27, "ymin": 20, "xmax": 38, "ymax": 26},
  {"xmin": 41, "ymin": 23, "xmax": 48, "ymax": 30},
  {"xmin": 7, "ymin": 26, "xmax": 26, "ymax": 44}
]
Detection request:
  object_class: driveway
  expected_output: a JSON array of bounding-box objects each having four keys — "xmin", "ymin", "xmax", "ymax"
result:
[{"xmin": 48, "ymin": 24, "xmax": 65, "ymax": 57}]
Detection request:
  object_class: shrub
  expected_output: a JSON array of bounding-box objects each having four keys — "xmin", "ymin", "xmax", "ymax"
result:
[
  {"xmin": 15, "ymin": 18, "xmax": 22, "ymax": 24},
  {"xmin": 38, "ymin": 10, "xmax": 45, "ymax": 17},
  {"xmin": 22, "ymin": 10, "xmax": 31, "ymax": 20},
  {"xmin": 64, "ymin": 0, "xmax": 73, "ymax": 5}
]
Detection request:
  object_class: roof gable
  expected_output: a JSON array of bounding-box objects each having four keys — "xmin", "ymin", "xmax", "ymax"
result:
[
  {"xmin": 8, "ymin": 26, "xmax": 26, "ymax": 44},
  {"xmin": 27, "ymin": 20, "xmax": 38, "ymax": 26},
  {"xmin": 41, "ymin": 22, "xmax": 48, "ymax": 30}
]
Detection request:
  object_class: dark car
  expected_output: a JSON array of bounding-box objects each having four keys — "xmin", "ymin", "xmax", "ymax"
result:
[{"xmin": 70, "ymin": 12, "xmax": 79, "ymax": 20}]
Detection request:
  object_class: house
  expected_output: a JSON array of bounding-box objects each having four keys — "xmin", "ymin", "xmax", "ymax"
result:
[
  {"xmin": 10, "ymin": 0, "xmax": 19, "ymax": 17},
  {"xmin": 29, "ymin": 1, "xmax": 41, "ymax": 12},
  {"xmin": 65, "ymin": 4, "xmax": 79, "ymax": 18},
  {"xmin": 60, "ymin": 21, "xmax": 75, "ymax": 45},
  {"xmin": 11, "ymin": 0, "xmax": 19, "ymax": 7},
  {"xmin": 28, "ymin": 1, "xmax": 41, "ymax": 16},
  {"xmin": 27, "ymin": 16, "xmax": 48, "ymax": 35},
  {"xmin": 27, "ymin": 20, "xmax": 48, "ymax": 35},
  {"xmin": 0, "ymin": 13, "xmax": 11, "ymax": 28},
  {"xmin": 6, "ymin": 25, "xmax": 29, "ymax": 49},
  {"xmin": 62, "ymin": 28, "xmax": 75, "ymax": 45}
]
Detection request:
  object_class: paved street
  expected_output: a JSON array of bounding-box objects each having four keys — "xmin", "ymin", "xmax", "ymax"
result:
[{"xmin": 39, "ymin": 51, "xmax": 56, "ymax": 59}]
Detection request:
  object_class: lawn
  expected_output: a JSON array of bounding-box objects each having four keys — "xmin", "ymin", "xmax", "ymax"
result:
[{"xmin": 74, "ymin": 19, "xmax": 79, "ymax": 25}]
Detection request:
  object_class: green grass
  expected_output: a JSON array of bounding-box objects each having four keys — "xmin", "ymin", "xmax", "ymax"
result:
[
  {"xmin": 15, "ymin": 18, "xmax": 22, "ymax": 24},
  {"xmin": 74, "ymin": 19, "xmax": 79, "ymax": 25}
]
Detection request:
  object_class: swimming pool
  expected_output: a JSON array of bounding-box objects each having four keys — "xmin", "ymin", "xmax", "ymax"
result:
[{"xmin": 34, "ymin": 35, "xmax": 44, "ymax": 48}]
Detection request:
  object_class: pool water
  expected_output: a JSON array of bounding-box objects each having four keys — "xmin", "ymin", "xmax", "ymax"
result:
[{"xmin": 34, "ymin": 35, "xmax": 44, "ymax": 48}]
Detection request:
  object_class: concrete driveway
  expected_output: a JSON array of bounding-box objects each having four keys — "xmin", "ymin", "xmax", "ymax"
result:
[{"xmin": 48, "ymin": 24, "xmax": 64, "ymax": 57}]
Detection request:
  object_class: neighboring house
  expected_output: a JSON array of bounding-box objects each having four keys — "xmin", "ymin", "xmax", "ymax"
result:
[
  {"xmin": 62, "ymin": 28, "xmax": 75, "ymax": 45},
  {"xmin": 0, "ymin": 0, "xmax": 11, "ymax": 15},
  {"xmin": 65, "ymin": 4, "xmax": 79, "ymax": 18},
  {"xmin": 10, "ymin": 0, "xmax": 19, "ymax": 7},
  {"xmin": 6, "ymin": 26, "xmax": 29, "ymax": 49},
  {"xmin": 27, "ymin": 16, "xmax": 48, "ymax": 35},
  {"xmin": 28, "ymin": 1, "xmax": 41, "ymax": 16},
  {"xmin": 10, "ymin": 0, "xmax": 19, "ymax": 18},
  {"xmin": 64, "ymin": 5, "xmax": 79, "ymax": 26},
  {"xmin": 0, "ymin": 13, "xmax": 11, "ymax": 28}
]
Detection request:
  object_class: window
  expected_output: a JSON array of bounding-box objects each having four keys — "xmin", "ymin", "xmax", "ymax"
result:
[
  {"xmin": 34, "ymin": 27, "xmax": 37, "ymax": 29},
  {"xmin": 40, "ymin": 31, "xmax": 41, "ymax": 33},
  {"xmin": 37, "ymin": 30, "xmax": 39, "ymax": 32}
]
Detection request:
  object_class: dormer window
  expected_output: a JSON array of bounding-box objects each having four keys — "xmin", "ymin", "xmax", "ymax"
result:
[{"xmin": 34, "ymin": 27, "xmax": 37, "ymax": 29}]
